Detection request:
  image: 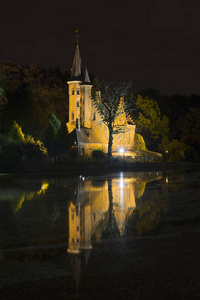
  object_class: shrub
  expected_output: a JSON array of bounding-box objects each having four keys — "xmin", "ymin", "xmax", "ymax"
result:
[{"xmin": 92, "ymin": 149, "xmax": 105, "ymax": 159}]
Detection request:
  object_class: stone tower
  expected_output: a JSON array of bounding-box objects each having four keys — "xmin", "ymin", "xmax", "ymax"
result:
[{"xmin": 67, "ymin": 41, "xmax": 92, "ymax": 134}]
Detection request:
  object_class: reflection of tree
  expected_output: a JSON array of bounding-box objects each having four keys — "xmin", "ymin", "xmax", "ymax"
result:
[
  {"xmin": 93, "ymin": 178, "xmax": 120, "ymax": 240},
  {"xmin": 14, "ymin": 181, "xmax": 49, "ymax": 213},
  {"xmin": 126, "ymin": 190, "xmax": 168, "ymax": 235}
]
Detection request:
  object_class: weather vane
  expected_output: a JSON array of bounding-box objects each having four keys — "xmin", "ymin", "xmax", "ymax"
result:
[{"xmin": 75, "ymin": 29, "xmax": 80, "ymax": 44}]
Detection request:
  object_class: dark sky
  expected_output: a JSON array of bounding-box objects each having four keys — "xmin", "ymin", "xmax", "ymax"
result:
[{"xmin": 1, "ymin": 0, "xmax": 200, "ymax": 96}]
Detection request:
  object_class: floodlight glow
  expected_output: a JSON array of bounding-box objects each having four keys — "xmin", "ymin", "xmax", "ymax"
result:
[{"xmin": 119, "ymin": 148, "xmax": 125, "ymax": 154}]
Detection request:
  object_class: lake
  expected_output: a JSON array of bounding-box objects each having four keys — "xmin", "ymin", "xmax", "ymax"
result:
[{"xmin": 0, "ymin": 169, "xmax": 200, "ymax": 299}]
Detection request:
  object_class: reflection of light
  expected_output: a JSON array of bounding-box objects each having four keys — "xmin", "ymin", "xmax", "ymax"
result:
[
  {"xmin": 119, "ymin": 173, "xmax": 124, "ymax": 202},
  {"xmin": 166, "ymin": 177, "xmax": 168, "ymax": 183},
  {"xmin": 119, "ymin": 148, "xmax": 125, "ymax": 154},
  {"xmin": 119, "ymin": 178, "xmax": 124, "ymax": 189}
]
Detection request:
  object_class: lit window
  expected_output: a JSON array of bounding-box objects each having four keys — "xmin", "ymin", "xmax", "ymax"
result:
[{"xmin": 95, "ymin": 91, "xmax": 101, "ymax": 98}]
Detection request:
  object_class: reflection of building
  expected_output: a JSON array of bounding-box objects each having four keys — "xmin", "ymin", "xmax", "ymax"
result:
[
  {"xmin": 68, "ymin": 172, "xmax": 162, "ymax": 249},
  {"xmin": 67, "ymin": 174, "xmax": 137, "ymax": 252},
  {"xmin": 66, "ymin": 38, "xmax": 135, "ymax": 157},
  {"xmin": 67, "ymin": 172, "xmax": 162, "ymax": 288}
]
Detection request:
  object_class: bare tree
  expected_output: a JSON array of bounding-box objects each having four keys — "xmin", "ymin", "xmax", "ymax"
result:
[{"xmin": 92, "ymin": 79, "xmax": 133, "ymax": 160}]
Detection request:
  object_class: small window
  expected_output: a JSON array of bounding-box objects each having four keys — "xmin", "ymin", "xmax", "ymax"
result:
[
  {"xmin": 95, "ymin": 91, "xmax": 101, "ymax": 98},
  {"xmin": 77, "ymin": 102, "xmax": 79, "ymax": 107},
  {"xmin": 71, "ymin": 112, "xmax": 74, "ymax": 120},
  {"xmin": 81, "ymin": 148, "xmax": 85, "ymax": 156},
  {"xmin": 72, "ymin": 214, "xmax": 74, "ymax": 220},
  {"xmin": 72, "ymin": 90, "xmax": 74, "ymax": 95},
  {"xmin": 77, "ymin": 89, "xmax": 80, "ymax": 95},
  {"xmin": 72, "ymin": 238, "xmax": 74, "ymax": 243},
  {"xmin": 92, "ymin": 113, "xmax": 96, "ymax": 121},
  {"xmin": 77, "ymin": 226, "xmax": 79, "ymax": 231},
  {"xmin": 77, "ymin": 239, "xmax": 79, "ymax": 243}
]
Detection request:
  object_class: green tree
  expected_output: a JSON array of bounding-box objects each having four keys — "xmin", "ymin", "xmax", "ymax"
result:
[
  {"xmin": 8, "ymin": 121, "xmax": 25, "ymax": 144},
  {"xmin": 134, "ymin": 133, "xmax": 146, "ymax": 151},
  {"xmin": 134, "ymin": 95, "xmax": 169, "ymax": 150},
  {"xmin": 92, "ymin": 79, "xmax": 132, "ymax": 160},
  {"xmin": 43, "ymin": 113, "xmax": 68, "ymax": 159}
]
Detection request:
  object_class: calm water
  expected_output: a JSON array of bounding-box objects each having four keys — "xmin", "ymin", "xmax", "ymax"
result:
[{"xmin": 0, "ymin": 170, "xmax": 200, "ymax": 299}]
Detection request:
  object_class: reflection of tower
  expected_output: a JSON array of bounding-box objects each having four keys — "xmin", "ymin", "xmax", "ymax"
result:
[
  {"xmin": 67, "ymin": 200, "xmax": 92, "ymax": 290},
  {"xmin": 68, "ymin": 202, "xmax": 92, "ymax": 254},
  {"xmin": 68, "ymin": 202, "xmax": 81, "ymax": 254}
]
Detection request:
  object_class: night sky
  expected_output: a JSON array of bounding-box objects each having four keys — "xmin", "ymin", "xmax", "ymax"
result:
[{"xmin": 1, "ymin": 0, "xmax": 200, "ymax": 96}]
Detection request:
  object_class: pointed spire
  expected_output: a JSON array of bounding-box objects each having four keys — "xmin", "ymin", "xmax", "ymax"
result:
[
  {"xmin": 71, "ymin": 44, "xmax": 82, "ymax": 79},
  {"xmin": 84, "ymin": 67, "xmax": 91, "ymax": 84}
]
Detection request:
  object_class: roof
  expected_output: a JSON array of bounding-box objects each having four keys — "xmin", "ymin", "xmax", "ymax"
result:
[
  {"xmin": 82, "ymin": 67, "xmax": 91, "ymax": 85},
  {"xmin": 76, "ymin": 128, "xmax": 102, "ymax": 144},
  {"xmin": 70, "ymin": 44, "xmax": 82, "ymax": 80}
]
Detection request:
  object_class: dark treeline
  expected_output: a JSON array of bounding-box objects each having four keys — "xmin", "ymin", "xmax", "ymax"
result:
[
  {"xmin": 0, "ymin": 61, "xmax": 70, "ymax": 137},
  {"xmin": 133, "ymin": 88, "xmax": 200, "ymax": 162},
  {"xmin": 0, "ymin": 62, "xmax": 200, "ymax": 171}
]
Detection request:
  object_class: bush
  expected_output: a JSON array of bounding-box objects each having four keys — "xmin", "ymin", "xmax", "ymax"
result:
[
  {"xmin": 134, "ymin": 133, "xmax": 147, "ymax": 151},
  {"xmin": 92, "ymin": 149, "xmax": 105, "ymax": 159}
]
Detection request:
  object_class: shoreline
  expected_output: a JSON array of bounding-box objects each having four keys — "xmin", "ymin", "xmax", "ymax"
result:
[{"xmin": 11, "ymin": 161, "xmax": 200, "ymax": 175}]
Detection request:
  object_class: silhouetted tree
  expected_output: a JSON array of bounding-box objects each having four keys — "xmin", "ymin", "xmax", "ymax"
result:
[{"xmin": 92, "ymin": 79, "xmax": 133, "ymax": 160}]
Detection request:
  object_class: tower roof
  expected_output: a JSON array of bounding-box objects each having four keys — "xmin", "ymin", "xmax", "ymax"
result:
[
  {"xmin": 82, "ymin": 67, "xmax": 92, "ymax": 85},
  {"xmin": 70, "ymin": 44, "xmax": 82, "ymax": 81}
]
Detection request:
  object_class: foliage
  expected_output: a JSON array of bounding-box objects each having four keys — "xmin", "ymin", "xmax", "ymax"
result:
[
  {"xmin": 44, "ymin": 113, "xmax": 62, "ymax": 142},
  {"xmin": 182, "ymin": 107, "xmax": 200, "ymax": 137},
  {"xmin": 134, "ymin": 95, "xmax": 169, "ymax": 150},
  {"xmin": 0, "ymin": 61, "xmax": 69, "ymax": 137},
  {"xmin": 0, "ymin": 121, "xmax": 48, "ymax": 171},
  {"xmin": 92, "ymin": 149, "xmax": 105, "ymax": 159},
  {"xmin": 181, "ymin": 107, "xmax": 200, "ymax": 157},
  {"xmin": 159, "ymin": 138, "xmax": 187, "ymax": 162},
  {"xmin": 8, "ymin": 121, "xmax": 25, "ymax": 144},
  {"xmin": 92, "ymin": 79, "xmax": 132, "ymax": 159},
  {"xmin": 134, "ymin": 133, "xmax": 146, "ymax": 151},
  {"xmin": 43, "ymin": 113, "xmax": 68, "ymax": 158}
]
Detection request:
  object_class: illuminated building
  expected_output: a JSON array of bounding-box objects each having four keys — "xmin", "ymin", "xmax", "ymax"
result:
[{"xmin": 66, "ymin": 37, "xmax": 136, "ymax": 157}]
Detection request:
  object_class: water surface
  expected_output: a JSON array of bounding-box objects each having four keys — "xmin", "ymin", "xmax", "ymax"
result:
[{"xmin": 0, "ymin": 170, "xmax": 200, "ymax": 299}]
